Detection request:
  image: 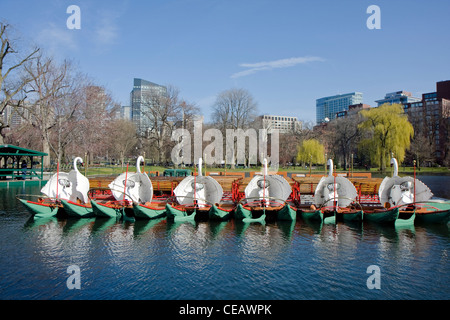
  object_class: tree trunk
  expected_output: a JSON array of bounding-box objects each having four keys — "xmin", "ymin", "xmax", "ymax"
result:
[{"xmin": 43, "ymin": 139, "xmax": 51, "ymax": 168}]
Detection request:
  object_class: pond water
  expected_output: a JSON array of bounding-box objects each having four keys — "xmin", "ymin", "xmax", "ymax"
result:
[{"xmin": 0, "ymin": 176, "xmax": 448, "ymax": 301}]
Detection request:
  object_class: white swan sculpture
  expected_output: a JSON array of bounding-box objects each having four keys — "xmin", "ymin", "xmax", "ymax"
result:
[
  {"xmin": 244, "ymin": 158, "xmax": 292, "ymax": 207},
  {"xmin": 174, "ymin": 158, "xmax": 223, "ymax": 207},
  {"xmin": 378, "ymin": 157, "xmax": 433, "ymax": 207},
  {"xmin": 108, "ymin": 156, "xmax": 153, "ymax": 204},
  {"xmin": 41, "ymin": 168, "xmax": 71, "ymax": 200},
  {"xmin": 41, "ymin": 157, "xmax": 90, "ymax": 203},
  {"xmin": 67, "ymin": 157, "xmax": 90, "ymax": 204},
  {"xmin": 314, "ymin": 159, "xmax": 358, "ymax": 208}
]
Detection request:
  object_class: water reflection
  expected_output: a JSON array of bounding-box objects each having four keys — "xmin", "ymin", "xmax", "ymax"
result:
[
  {"xmin": 21, "ymin": 214, "xmax": 449, "ymax": 270},
  {"xmin": 2, "ymin": 182, "xmax": 449, "ymax": 299}
]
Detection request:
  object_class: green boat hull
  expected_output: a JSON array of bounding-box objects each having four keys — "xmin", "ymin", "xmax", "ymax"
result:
[
  {"xmin": 235, "ymin": 204, "xmax": 267, "ymax": 223},
  {"xmin": 19, "ymin": 198, "xmax": 59, "ymax": 219},
  {"xmin": 395, "ymin": 212, "xmax": 415, "ymax": 227},
  {"xmin": 133, "ymin": 203, "xmax": 166, "ymax": 219},
  {"xmin": 61, "ymin": 199, "xmax": 95, "ymax": 218},
  {"xmin": 165, "ymin": 204, "xmax": 196, "ymax": 222},
  {"xmin": 91, "ymin": 200, "xmax": 123, "ymax": 218},
  {"xmin": 415, "ymin": 201, "xmax": 450, "ymax": 224},
  {"xmin": 300, "ymin": 209, "xmax": 323, "ymax": 221},
  {"xmin": 336, "ymin": 210, "xmax": 364, "ymax": 222},
  {"xmin": 243, "ymin": 213, "xmax": 266, "ymax": 223},
  {"xmin": 416, "ymin": 210, "xmax": 450, "ymax": 223},
  {"xmin": 209, "ymin": 204, "xmax": 233, "ymax": 220},
  {"xmin": 363, "ymin": 207, "xmax": 399, "ymax": 224},
  {"xmin": 235, "ymin": 204, "xmax": 252, "ymax": 220},
  {"xmin": 277, "ymin": 204, "xmax": 297, "ymax": 221}
]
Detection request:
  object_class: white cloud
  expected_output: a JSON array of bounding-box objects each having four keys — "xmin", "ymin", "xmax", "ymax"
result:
[
  {"xmin": 37, "ymin": 23, "xmax": 78, "ymax": 55},
  {"xmin": 231, "ymin": 56, "xmax": 325, "ymax": 78},
  {"xmin": 94, "ymin": 14, "xmax": 120, "ymax": 46}
]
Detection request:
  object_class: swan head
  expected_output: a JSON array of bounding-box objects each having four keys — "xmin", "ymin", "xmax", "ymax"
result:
[{"xmin": 73, "ymin": 157, "xmax": 83, "ymax": 171}]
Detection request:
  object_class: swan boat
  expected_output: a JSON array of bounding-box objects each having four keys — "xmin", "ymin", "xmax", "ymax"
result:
[
  {"xmin": 18, "ymin": 157, "xmax": 90, "ymax": 219},
  {"xmin": 310, "ymin": 159, "xmax": 363, "ymax": 223},
  {"xmin": 235, "ymin": 158, "xmax": 296, "ymax": 223},
  {"xmin": 166, "ymin": 158, "xmax": 224, "ymax": 222},
  {"xmin": 60, "ymin": 157, "xmax": 94, "ymax": 218},
  {"xmin": 364, "ymin": 157, "xmax": 433, "ymax": 226},
  {"xmin": 129, "ymin": 156, "xmax": 166, "ymax": 220},
  {"xmin": 17, "ymin": 196, "xmax": 61, "ymax": 219},
  {"xmin": 90, "ymin": 156, "xmax": 161, "ymax": 219},
  {"xmin": 412, "ymin": 200, "xmax": 450, "ymax": 224}
]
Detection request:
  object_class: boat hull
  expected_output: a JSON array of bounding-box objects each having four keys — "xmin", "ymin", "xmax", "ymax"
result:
[
  {"xmin": 91, "ymin": 200, "xmax": 123, "ymax": 218},
  {"xmin": 395, "ymin": 212, "xmax": 415, "ymax": 227},
  {"xmin": 363, "ymin": 207, "xmax": 399, "ymax": 224},
  {"xmin": 243, "ymin": 213, "xmax": 266, "ymax": 223},
  {"xmin": 235, "ymin": 204, "xmax": 252, "ymax": 220},
  {"xmin": 165, "ymin": 204, "xmax": 196, "ymax": 222},
  {"xmin": 61, "ymin": 199, "xmax": 94, "ymax": 218},
  {"xmin": 18, "ymin": 198, "xmax": 59, "ymax": 219},
  {"xmin": 300, "ymin": 209, "xmax": 323, "ymax": 221},
  {"xmin": 209, "ymin": 204, "xmax": 233, "ymax": 220},
  {"xmin": 336, "ymin": 210, "xmax": 364, "ymax": 222},
  {"xmin": 133, "ymin": 203, "xmax": 166, "ymax": 220},
  {"xmin": 277, "ymin": 204, "xmax": 297, "ymax": 221},
  {"xmin": 415, "ymin": 201, "xmax": 450, "ymax": 224}
]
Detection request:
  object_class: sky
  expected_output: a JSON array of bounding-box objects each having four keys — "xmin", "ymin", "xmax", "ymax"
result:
[{"xmin": 1, "ymin": 0, "xmax": 449, "ymax": 124}]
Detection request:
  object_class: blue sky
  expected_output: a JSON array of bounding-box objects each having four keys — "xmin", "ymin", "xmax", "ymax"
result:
[{"xmin": 1, "ymin": 0, "xmax": 449, "ymax": 124}]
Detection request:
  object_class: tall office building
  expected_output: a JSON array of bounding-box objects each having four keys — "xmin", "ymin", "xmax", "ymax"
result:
[
  {"xmin": 120, "ymin": 106, "xmax": 131, "ymax": 120},
  {"xmin": 403, "ymin": 80, "xmax": 450, "ymax": 164},
  {"xmin": 316, "ymin": 92, "xmax": 363, "ymax": 124},
  {"xmin": 375, "ymin": 91, "xmax": 421, "ymax": 106},
  {"xmin": 259, "ymin": 115, "xmax": 302, "ymax": 133},
  {"xmin": 1, "ymin": 102, "xmax": 31, "ymax": 128},
  {"xmin": 130, "ymin": 78, "xmax": 167, "ymax": 134}
]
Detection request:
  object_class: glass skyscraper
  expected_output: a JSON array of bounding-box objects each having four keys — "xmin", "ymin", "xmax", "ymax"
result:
[
  {"xmin": 375, "ymin": 91, "xmax": 421, "ymax": 107},
  {"xmin": 130, "ymin": 78, "xmax": 167, "ymax": 134},
  {"xmin": 316, "ymin": 92, "xmax": 363, "ymax": 124}
]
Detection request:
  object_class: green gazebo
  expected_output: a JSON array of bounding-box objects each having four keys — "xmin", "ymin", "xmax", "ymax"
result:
[{"xmin": 0, "ymin": 144, "xmax": 47, "ymax": 181}]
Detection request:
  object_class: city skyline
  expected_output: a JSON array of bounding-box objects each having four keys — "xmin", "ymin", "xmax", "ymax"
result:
[{"xmin": 1, "ymin": 0, "xmax": 449, "ymax": 124}]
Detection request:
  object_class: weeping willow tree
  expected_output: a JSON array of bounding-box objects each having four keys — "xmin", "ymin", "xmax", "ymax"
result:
[
  {"xmin": 296, "ymin": 138, "xmax": 325, "ymax": 167},
  {"xmin": 358, "ymin": 103, "xmax": 414, "ymax": 171}
]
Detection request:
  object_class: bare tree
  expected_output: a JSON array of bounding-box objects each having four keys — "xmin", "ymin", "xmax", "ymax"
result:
[
  {"xmin": 211, "ymin": 88, "xmax": 258, "ymax": 167},
  {"xmin": 0, "ymin": 22, "xmax": 39, "ymax": 144},
  {"xmin": 212, "ymin": 88, "xmax": 258, "ymax": 131},
  {"xmin": 105, "ymin": 119, "xmax": 138, "ymax": 167},
  {"xmin": 71, "ymin": 85, "xmax": 119, "ymax": 164},
  {"xmin": 140, "ymin": 85, "xmax": 183, "ymax": 163},
  {"xmin": 22, "ymin": 55, "xmax": 83, "ymax": 166},
  {"xmin": 327, "ymin": 115, "xmax": 363, "ymax": 169}
]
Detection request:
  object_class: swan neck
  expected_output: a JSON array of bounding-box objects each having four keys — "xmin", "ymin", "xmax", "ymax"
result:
[
  {"xmin": 74, "ymin": 157, "xmax": 82, "ymax": 173},
  {"xmin": 137, "ymin": 156, "xmax": 143, "ymax": 173},
  {"xmin": 392, "ymin": 158, "xmax": 398, "ymax": 176},
  {"xmin": 328, "ymin": 159, "xmax": 333, "ymax": 176}
]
